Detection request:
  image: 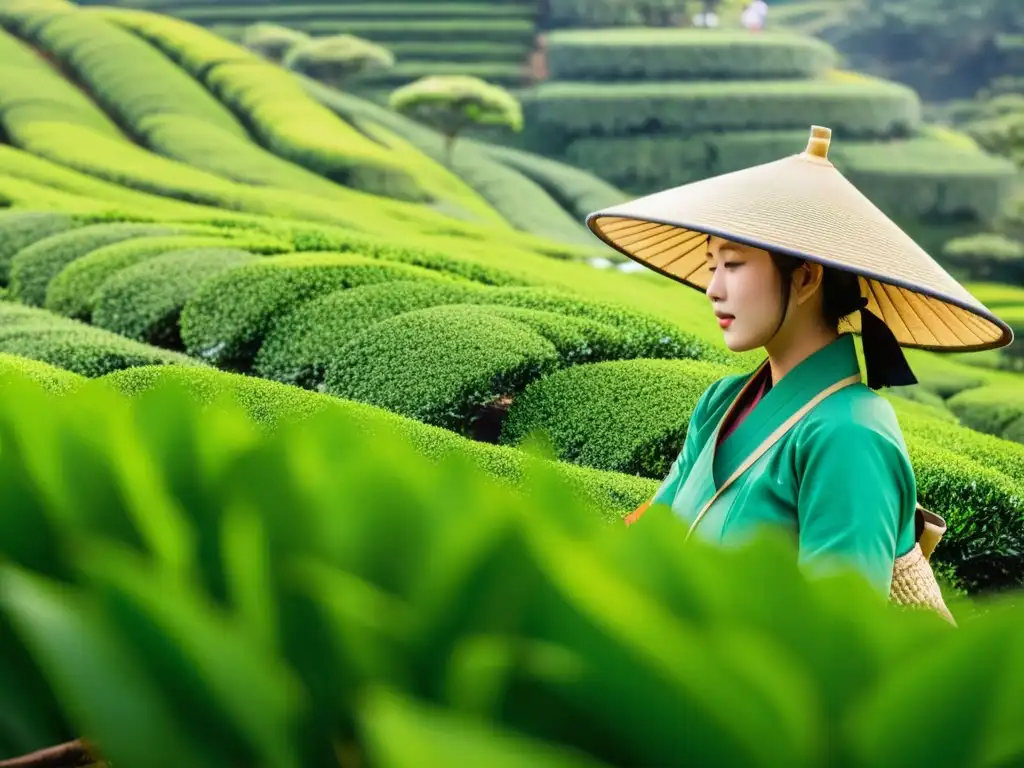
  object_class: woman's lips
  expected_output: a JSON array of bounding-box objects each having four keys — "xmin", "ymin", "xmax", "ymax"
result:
[{"xmin": 717, "ymin": 314, "xmax": 734, "ymax": 329}]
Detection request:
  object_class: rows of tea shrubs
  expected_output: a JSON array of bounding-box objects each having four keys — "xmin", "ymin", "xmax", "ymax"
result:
[
  {"xmin": 74, "ymin": 0, "xmax": 540, "ymax": 93},
  {"xmin": 0, "ymin": 211, "xmax": 1019, "ymax": 592},
  {"xmin": 96, "ymin": 6, "xmax": 607, "ymax": 245},
  {"xmin": 1, "ymin": 371, "xmax": 1022, "ymax": 767},
  {"xmin": 511, "ymin": 27, "xmax": 1017, "ymax": 253},
  {"xmin": 301, "ymin": 77, "xmax": 603, "ymax": 244},
  {"xmin": 545, "ymin": 29, "xmax": 837, "ymax": 81}
]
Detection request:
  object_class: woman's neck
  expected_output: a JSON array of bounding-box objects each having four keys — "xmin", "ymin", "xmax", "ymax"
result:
[{"xmin": 765, "ymin": 325, "xmax": 839, "ymax": 384}]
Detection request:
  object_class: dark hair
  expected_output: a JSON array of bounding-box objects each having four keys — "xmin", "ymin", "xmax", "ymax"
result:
[
  {"xmin": 768, "ymin": 251, "xmax": 864, "ymax": 335},
  {"xmin": 766, "ymin": 251, "xmax": 918, "ymax": 390}
]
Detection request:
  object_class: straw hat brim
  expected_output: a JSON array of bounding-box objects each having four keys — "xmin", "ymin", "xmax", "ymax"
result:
[{"xmin": 587, "ymin": 129, "xmax": 1014, "ymax": 353}]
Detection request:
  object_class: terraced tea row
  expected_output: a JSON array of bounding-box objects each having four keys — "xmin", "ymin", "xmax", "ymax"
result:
[
  {"xmin": 75, "ymin": 0, "xmax": 541, "ymax": 91},
  {"xmin": 515, "ymin": 29, "xmax": 1018, "ymax": 256}
]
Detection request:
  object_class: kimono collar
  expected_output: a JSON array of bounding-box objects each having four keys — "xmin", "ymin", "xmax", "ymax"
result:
[{"xmin": 713, "ymin": 333, "xmax": 862, "ymax": 484}]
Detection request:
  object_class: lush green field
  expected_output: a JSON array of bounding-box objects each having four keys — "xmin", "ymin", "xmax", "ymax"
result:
[
  {"xmin": 0, "ymin": 2, "xmax": 1023, "ymax": 765},
  {"xmin": 0, "ymin": 0, "xmax": 1020, "ymax": 602}
]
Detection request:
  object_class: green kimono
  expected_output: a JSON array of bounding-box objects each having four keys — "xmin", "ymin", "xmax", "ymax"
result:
[{"xmin": 654, "ymin": 333, "xmax": 918, "ymax": 595}]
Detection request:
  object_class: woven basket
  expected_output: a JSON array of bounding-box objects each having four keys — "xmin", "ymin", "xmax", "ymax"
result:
[{"xmin": 889, "ymin": 505, "xmax": 957, "ymax": 625}]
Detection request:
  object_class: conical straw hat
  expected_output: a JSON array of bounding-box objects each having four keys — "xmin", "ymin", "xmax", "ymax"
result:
[{"xmin": 587, "ymin": 126, "xmax": 1013, "ymax": 353}]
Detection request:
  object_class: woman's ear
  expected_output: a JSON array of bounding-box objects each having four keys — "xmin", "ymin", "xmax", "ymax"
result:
[{"xmin": 793, "ymin": 261, "xmax": 825, "ymax": 305}]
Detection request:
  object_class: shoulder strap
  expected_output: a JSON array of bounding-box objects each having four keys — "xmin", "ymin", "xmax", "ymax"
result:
[{"xmin": 684, "ymin": 373, "xmax": 862, "ymax": 541}]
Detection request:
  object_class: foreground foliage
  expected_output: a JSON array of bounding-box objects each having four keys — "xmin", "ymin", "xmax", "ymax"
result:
[{"xmin": 0, "ymin": 372, "xmax": 1022, "ymax": 768}]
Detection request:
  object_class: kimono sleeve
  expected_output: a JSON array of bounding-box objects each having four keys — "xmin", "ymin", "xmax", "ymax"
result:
[
  {"xmin": 650, "ymin": 380, "xmax": 720, "ymax": 508},
  {"xmin": 794, "ymin": 418, "xmax": 916, "ymax": 595}
]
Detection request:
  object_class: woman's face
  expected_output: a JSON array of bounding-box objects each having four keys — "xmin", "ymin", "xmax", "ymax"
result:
[{"xmin": 704, "ymin": 236, "xmax": 784, "ymax": 352}]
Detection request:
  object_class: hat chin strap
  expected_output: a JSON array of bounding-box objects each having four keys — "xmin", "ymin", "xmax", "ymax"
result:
[{"xmin": 852, "ymin": 297, "xmax": 919, "ymax": 390}]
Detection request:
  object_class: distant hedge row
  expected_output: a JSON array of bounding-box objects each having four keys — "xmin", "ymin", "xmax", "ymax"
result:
[
  {"xmin": 564, "ymin": 133, "xmax": 1015, "ymax": 239},
  {"xmin": 0, "ymin": 28, "xmax": 123, "ymax": 141},
  {"xmin": 26, "ymin": 9, "xmax": 246, "ymax": 137},
  {"xmin": 941, "ymin": 233, "xmax": 1024, "ymax": 284},
  {"xmin": 380, "ymin": 40, "xmax": 532, "ymax": 62},
  {"xmin": 349, "ymin": 61, "xmax": 527, "ymax": 89},
  {"xmin": 546, "ymin": 29, "xmax": 836, "ymax": 82},
  {"xmin": 215, "ymin": 18, "xmax": 538, "ymax": 44},
  {"xmin": 524, "ymin": 79, "xmax": 922, "ymax": 140},
  {"xmin": 0, "ymin": 27, "xmax": 450, "ymax": 234},
  {"xmin": 948, "ymin": 385, "xmax": 1024, "ymax": 445},
  {"xmin": 831, "ymin": 139, "xmax": 1017, "ymax": 233},
  {"xmin": 170, "ymin": 2, "xmax": 537, "ymax": 23},
  {"xmin": 565, "ymin": 130, "xmax": 809, "ymax": 192}
]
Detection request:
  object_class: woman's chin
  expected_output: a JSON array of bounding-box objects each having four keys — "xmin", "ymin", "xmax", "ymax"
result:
[{"xmin": 722, "ymin": 332, "xmax": 759, "ymax": 353}]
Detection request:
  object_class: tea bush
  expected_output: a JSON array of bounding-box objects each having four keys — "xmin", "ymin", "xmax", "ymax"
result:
[
  {"xmin": 0, "ymin": 304, "xmax": 202, "ymax": 377},
  {"xmin": 0, "ymin": 350, "xmax": 83, "ymax": 392},
  {"xmin": 8, "ymin": 223, "xmax": 205, "ymax": 307},
  {"xmin": 255, "ymin": 280, "xmax": 712, "ymax": 389},
  {"xmin": 546, "ymin": 29, "xmax": 836, "ymax": 81},
  {"xmin": 0, "ymin": 210, "xmax": 83, "ymax": 284},
  {"xmin": 179, "ymin": 253, "xmax": 450, "ymax": 369},
  {"xmin": 1, "ymin": 372, "xmax": 1022, "ymax": 767},
  {"xmin": 92, "ymin": 248, "xmax": 259, "ymax": 347},
  {"xmin": 254, "ymin": 279, "xmax": 491, "ymax": 387},
  {"xmin": 43, "ymin": 234, "xmax": 275, "ymax": 320},
  {"xmin": 323, "ymin": 304, "xmax": 569, "ymax": 431},
  {"xmin": 502, "ymin": 358, "xmax": 736, "ymax": 476}
]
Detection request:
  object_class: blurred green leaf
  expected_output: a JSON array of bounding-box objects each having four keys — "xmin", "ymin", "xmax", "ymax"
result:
[
  {"xmin": 359, "ymin": 687, "xmax": 612, "ymax": 768},
  {"xmin": 0, "ymin": 565, "xmax": 197, "ymax": 768},
  {"xmin": 75, "ymin": 541, "xmax": 304, "ymax": 768}
]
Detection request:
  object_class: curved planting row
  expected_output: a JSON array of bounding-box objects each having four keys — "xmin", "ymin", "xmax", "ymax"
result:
[
  {"xmin": 75, "ymin": 0, "xmax": 540, "ymax": 93},
  {"xmin": 303, "ymin": 78, "xmax": 621, "ymax": 244},
  {"xmin": 102, "ymin": 7, "xmax": 605, "ymax": 247}
]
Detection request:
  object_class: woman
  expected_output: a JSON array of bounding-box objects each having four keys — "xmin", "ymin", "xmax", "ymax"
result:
[{"xmin": 586, "ymin": 126, "xmax": 1013, "ymax": 607}]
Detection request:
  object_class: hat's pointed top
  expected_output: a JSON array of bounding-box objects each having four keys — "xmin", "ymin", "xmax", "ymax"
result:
[{"xmin": 586, "ymin": 126, "xmax": 1012, "ymax": 353}]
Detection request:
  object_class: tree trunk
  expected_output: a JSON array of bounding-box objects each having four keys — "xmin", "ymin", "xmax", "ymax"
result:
[{"xmin": 444, "ymin": 132, "xmax": 457, "ymax": 167}]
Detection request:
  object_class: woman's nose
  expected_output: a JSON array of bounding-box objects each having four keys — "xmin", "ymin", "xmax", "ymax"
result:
[{"xmin": 705, "ymin": 268, "xmax": 724, "ymax": 301}]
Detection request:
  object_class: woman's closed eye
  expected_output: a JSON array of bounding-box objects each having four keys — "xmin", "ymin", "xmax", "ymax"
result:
[{"xmin": 708, "ymin": 261, "xmax": 744, "ymax": 273}]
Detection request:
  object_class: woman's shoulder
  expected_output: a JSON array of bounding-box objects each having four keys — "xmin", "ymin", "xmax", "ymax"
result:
[{"xmin": 800, "ymin": 383, "xmax": 908, "ymax": 451}]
